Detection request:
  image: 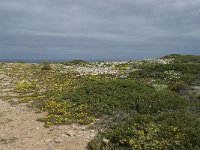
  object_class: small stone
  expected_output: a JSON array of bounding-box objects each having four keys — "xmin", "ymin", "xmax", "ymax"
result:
[
  {"xmin": 66, "ymin": 130, "xmax": 75, "ymax": 137},
  {"xmin": 61, "ymin": 133, "xmax": 69, "ymax": 138},
  {"xmin": 90, "ymin": 133, "xmax": 96, "ymax": 138},
  {"xmin": 102, "ymin": 138, "xmax": 109, "ymax": 144},
  {"xmin": 79, "ymin": 126, "xmax": 86, "ymax": 130},
  {"xmin": 90, "ymin": 130, "xmax": 95, "ymax": 133},
  {"xmin": 54, "ymin": 138, "xmax": 63, "ymax": 143},
  {"xmin": 47, "ymin": 131, "xmax": 52, "ymax": 134},
  {"xmin": 44, "ymin": 139, "xmax": 52, "ymax": 143}
]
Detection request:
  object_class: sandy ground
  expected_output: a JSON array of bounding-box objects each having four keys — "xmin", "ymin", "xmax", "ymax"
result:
[{"xmin": 0, "ymin": 73, "xmax": 96, "ymax": 150}]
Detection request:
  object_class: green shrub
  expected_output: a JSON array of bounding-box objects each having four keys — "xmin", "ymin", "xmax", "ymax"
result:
[
  {"xmin": 129, "ymin": 63, "xmax": 200, "ymax": 92},
  {"xmin": 64, "ymin": 59, "xmax": 88, "ymax": 65},
  {"xmin": 41, "ymin": 61, "xmax": 52, "ymax": 70},
  {"xmin": 89, "ymin": 112, "xmax": 200, "ymax": 150},
  {"xmin": 64, "ymin": 80, "xmax": 190, "ymax": 117},
  {"xmin": 15, "ymin": 81, "xmax": 36, "ymax": 93},
  {"xmin": 162, "ymin": 54, "xmax": 200, "ymax": 63}
]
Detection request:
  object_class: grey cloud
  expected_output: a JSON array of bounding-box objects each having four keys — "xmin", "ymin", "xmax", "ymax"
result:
[{"xmin": 0, "ymin": 0, "xmax": 200, "ymax": 60}]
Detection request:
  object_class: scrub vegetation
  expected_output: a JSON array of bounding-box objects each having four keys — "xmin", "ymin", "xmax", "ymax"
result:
[{"xmin": 1, "ymin": 54, "xmax": 200, "ymax": 149}]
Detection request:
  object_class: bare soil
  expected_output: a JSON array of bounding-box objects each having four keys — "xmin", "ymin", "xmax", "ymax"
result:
[{"xmin": 0, "ymin": 74, "xmax": 96, "ymax": 150}]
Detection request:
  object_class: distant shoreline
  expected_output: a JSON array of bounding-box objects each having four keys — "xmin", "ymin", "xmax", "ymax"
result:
[
  {"xmin": 0, "ymin": 58, "xmax": 141, "ymax": 63},
  {"xmin": 0, "ymin": 59, "xmax": 65, "ymax": 63}
]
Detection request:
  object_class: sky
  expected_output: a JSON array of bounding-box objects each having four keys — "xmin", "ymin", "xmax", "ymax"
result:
[{"xmin": 0, "ymin": 0, "xmax": 200, "ymax": 60}]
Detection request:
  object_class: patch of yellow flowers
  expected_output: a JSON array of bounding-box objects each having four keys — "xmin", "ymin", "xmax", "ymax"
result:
[
  {"xmin": 118, "ymin": 123, "xmax": 185, "ymax": 149},
  {"xmin": 10, "ymin": 63, "xmax": 117, "ymax": 127}
]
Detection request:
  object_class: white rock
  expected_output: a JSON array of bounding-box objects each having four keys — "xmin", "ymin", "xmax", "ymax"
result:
[
  {"xmin": 54, "ymin": 138, "xmax": 63, "ymax": 143},
  {"xmin": 102, "ymin": 138, "xmax": 109, "ymax": 144},
  {"xmin": 44, "ymin": 139, "xmax": 52, "ymax": 143}
]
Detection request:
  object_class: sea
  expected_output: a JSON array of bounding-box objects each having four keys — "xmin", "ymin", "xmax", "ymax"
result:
[
  {"xmin": 0, "ymin": 58, "xmax": 131, "ymax": 63},
  {"xmin": 0, "ymin": 59, "xmax": 66, "ymax": 63}
]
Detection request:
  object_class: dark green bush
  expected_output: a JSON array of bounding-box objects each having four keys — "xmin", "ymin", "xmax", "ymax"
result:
[
  {"xmin": 129, "ymin": 63, "xmax": 200, "ymax": 92},
  {"xmin": 89, "ymin": 112, "xmax": 200, "ymax": 150},
  {"xmin": 64, "ymin": 80, "xmax": 189, "ymax": 117},
  {"xmin": 162, "ymin": 54, "xmax": 200, "ymax": 63},
  {"xmin": 64, "ymin": 59, "xmax": 88, "ymax": 65},
  {"xmin": 41, "ymin": 61, "xmax": 52, "ymax": 70}
]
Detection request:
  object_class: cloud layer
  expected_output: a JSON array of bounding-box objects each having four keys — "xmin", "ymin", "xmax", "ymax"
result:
[{"xmin": 0, "ymin": 0, "xmax": 200, "ymax": 60}]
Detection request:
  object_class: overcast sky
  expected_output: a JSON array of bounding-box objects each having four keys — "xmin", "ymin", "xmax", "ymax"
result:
[{"xmin": 0, "ymin": 0, "xmax": 200, "ymax": 60}]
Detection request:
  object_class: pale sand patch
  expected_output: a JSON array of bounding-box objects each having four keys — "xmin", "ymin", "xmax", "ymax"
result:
[{"xmin": 0, "ymin": 73, "xmax": 96, "ymax": 150}]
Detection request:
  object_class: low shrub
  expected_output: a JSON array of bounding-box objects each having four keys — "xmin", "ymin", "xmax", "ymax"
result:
[
  {"xmin": 129, "ymin": 63, "xmax": 200, "ymax": 92},
  {"xmin": 15, "ymin": 81, "xmax": 36, "ymax": 93},
  {"xmin": 41, "ymin": 61, "xmax": 52, "ymax": 70},
  {"xmin": 162, "ymin": 54, "xmax": 200, "ymax": 63},
  {"xmin": 89, "ymin": 112, "xmax": 200, "ymax": 150},
  {"xmin": 64, "ymin": 60, "xmax": 88, "ymax": 65},
  {"xmin": 64, "ymin": 80, "xmax": 190, "ymax": 117}
]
